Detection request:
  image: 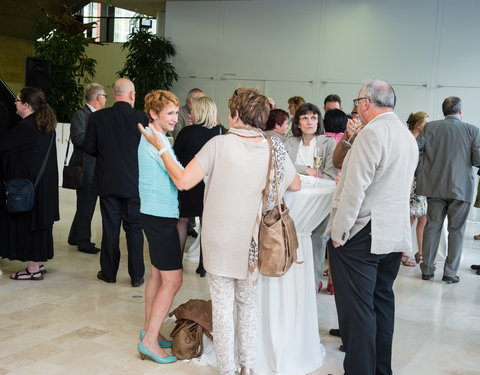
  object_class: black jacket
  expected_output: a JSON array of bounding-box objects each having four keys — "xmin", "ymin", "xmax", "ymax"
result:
[{"xmin": 83, "ymin": 101, "xmax": 148, "ymax": 198}]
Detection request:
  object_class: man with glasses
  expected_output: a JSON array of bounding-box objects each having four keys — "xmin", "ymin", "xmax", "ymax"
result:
[
  {"xmin": 326, "ymin": 80, "xmax": 418, "ymax": 375},
  {"xmin": 67, "ymin": 83, "xmax": 107, "ymax": 254}
]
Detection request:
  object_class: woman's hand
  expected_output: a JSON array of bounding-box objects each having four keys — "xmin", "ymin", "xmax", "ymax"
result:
[
  {"xmin": 306, "ymin": 167, "xmax": 321, "ymax": 178},
  {"xmin": 137, "ymin": 123, "xmax": 165, "ymax": 150}
]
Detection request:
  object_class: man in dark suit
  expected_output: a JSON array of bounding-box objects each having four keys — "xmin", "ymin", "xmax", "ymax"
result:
[
  {"xmin": 417, "ymin": 96, "xmax": 480, "ymax": 283},
  {"xmin": 67, "ymin": 83, "xmax": 107, "ymax": 254},
  {"xmin": 84, "ymin": 78, "xmax": 148, "ymax": 287}
]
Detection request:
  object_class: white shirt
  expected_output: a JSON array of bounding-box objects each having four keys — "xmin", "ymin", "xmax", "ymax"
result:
[{"xmin": 295, "ymin": 137, "xmax": 316, "ymax": 168}]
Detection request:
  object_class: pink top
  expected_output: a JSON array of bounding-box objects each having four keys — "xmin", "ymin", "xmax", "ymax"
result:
[{"xmin": 324, "ymin": 132, "xmax": 344, "ymax": 144}]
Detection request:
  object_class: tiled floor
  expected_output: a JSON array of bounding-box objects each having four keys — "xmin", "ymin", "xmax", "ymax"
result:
[{"xmin": 0, "ymin": 189, "xmax": 479, "ymax": 374}]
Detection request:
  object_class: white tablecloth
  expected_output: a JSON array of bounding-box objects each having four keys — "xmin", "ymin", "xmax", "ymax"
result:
[
  {"xmin": 193, "ymin": 178, "xmax": 336, "ymax": 374},
  {"xmin": 255, "ymin": 178, "xmax": 336, "ymax": 375}
]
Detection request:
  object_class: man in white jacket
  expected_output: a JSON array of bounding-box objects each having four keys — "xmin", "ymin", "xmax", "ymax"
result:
[{"xmin": 325, "ymin": 80, "xmax": 418, "ymax": 375}]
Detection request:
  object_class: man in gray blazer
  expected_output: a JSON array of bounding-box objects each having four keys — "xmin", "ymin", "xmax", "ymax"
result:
[
  {"xmin": 417, "ymin": 96, "xmax": 480, "ymax": 283},
  {"xmin": 326, "ymin": 80, "xmax": 418, "ymax": 375},
  {"xmin": 67, "ymin": 83, "xmax": 107, "ymax": 254},
  {"xmin": 171, "ymin": 87, "xmax": 204, "ymax": 139}
]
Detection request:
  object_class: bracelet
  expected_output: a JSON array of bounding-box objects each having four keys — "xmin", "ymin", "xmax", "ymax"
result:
[{"xmin": 158, "ymin": 148, "xmax": 168, "ymax": 157}]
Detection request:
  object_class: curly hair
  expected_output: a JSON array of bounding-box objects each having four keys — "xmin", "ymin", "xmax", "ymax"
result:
[
  {"xmin": 406, "ymin": 111, "xmax": 428, "ymax": 131},
  {"xmin": 228, "ymin": 88, "xmax": 270, "ymax": 130},
  {"xmin": 144, "ymin": 90, "xmax": 180, "ymax": 122}
]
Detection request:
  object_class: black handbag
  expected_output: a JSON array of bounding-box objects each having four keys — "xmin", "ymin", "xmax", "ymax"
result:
[
  {"xmin": 5, "ymin": 133, "xmax": 54, "ymax": 213},
  {"xmin": 62, "ymin": 137, "xmax": 84, "ymax": 190}
]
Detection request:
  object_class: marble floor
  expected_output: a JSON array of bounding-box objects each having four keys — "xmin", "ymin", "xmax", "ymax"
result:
[{"xmin": 0, "ymin": 189, "xmax": 479, "ymax": 375}]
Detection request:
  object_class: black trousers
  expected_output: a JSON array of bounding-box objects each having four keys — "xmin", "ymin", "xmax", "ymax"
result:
[
  {"xmin": 329, "ymin": 222, "xmax": 402, "ymax": 375},
  {"xmin": 68, "ymin": 182, "xmax": 98, "ymax": 249},
  {"xmin": 99, "ymin": 196, "xmax": 144, "ymax": 281}
]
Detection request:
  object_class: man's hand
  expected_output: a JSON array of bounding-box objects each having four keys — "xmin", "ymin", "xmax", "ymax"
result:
[
  {"xmin": 138, "ymin": 123, "xmax": 165, "ymax": 150},
  {"xmin": 332, "ymin": 241, "xmax": 341, "ymax": 248}
]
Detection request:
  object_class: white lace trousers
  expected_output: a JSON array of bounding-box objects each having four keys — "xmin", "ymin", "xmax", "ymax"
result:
[{"xmin": 208, "ymin": 273, "xmax": 257, "ymax": 375}]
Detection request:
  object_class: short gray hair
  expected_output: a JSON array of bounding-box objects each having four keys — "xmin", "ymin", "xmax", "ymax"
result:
[
  {"xmin": 85, "ymin": 83, "xmax": 105, "ymax": 101},
  {"xmin": 442, "ymin": 96, "xmax": 462, "ymax": 116},
  {"xmin": 187, "ymin": 88, "xmax": 204, "ymax": 102},
  {"xmin": 361, "ymin": 79, "xmax": 396, "ymax": 109}
]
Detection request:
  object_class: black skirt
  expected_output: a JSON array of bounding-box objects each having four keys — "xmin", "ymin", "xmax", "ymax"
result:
[{"xmin": 141, "ymin": 214, "xmax": 182, "ymax": 270}]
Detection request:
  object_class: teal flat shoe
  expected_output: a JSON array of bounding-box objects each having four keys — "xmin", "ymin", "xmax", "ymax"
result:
[
  {"xmin": 139, "ymin": 329, "xmax": 172, "ymax": 348},
  {"xmin": 137, "ymin": 341, "xmax": 177, "ymax": 364}
]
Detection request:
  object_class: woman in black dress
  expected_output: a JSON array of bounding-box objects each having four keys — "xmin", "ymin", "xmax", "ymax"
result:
[
  {"xmin": 0, "ymin": 87, "xmax": 59, "ymax": 280},
  {"xmin": 173, "ymin": 96, "xmax": 226, "ymax": 276}
]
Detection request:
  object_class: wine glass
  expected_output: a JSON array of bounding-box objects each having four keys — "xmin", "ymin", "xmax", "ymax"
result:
[
  {"xmin": 342, "ymin": 118, "xmax": 363, "ymax": 148},
  {"xmin": 313, "ymin": 147, "xmax": 324, "ymax": 184}
]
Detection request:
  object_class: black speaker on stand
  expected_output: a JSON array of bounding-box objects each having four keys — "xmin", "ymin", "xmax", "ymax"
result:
[{"xmin": 25, "ymin": 57, "xmax": 52, "ymax": 93}]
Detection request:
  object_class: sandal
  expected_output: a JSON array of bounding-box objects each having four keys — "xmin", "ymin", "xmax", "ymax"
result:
[
  {"xmin": 10, "ymin": 268, "xmax": 44, "ymax": 281},
  {"xmin": 414, "ymin": 252, "xmax": 423, "ymax": 264},
  {"xmin": 39, "ymin": 264, "xmax": 47, "ymax": 274},
  {"xmin": 401, "ymin": 255, "xmax": 416, "ymax": 267}
]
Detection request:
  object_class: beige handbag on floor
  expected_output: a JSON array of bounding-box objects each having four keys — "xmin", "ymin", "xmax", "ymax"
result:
[{"xmin": 258, "ymin": 139, "xmax": 300, "ymax": 277}]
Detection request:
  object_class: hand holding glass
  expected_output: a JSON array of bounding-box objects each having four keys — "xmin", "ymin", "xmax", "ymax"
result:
[
  {"xmin": 342, "ymin": 118, "xmax": 362, "ymax": 148},
  {"xmin": 313, "ymin": 147, "xmax": 324, "ymax": 183}
]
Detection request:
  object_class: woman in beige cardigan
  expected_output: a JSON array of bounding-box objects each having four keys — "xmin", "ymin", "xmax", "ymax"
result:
[
  {"xmin": 139, "ymin": 88, "xmax": 300, "ymax": 375},
  {"xmin": 285, "ymin": 103, "xmax": 337, "ymax": 294}
]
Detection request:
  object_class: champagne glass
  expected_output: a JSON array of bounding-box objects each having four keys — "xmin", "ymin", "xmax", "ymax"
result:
[
  {"xmin": 342, "ymin": 118, "xmax": 362, "ymax": 147},
  {"xmin": 313, "ymin": 147, "xmax": 324, "ymax": 184}
]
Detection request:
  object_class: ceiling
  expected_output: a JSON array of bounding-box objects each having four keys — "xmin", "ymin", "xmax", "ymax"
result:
[{"xmin": 0, "ymin": 0, "xmax": 166, "ymax": 41}]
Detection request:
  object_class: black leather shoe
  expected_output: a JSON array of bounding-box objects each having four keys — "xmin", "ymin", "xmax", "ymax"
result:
[
  {"xmin": 97, "ymin": 271, "xmax": 115, "ymax": 283},
  {"xmin": 188, "ymin": 229, "xmax": 198, "ymax": 238},
  {"xmin": 68, "ymin": 240, "xmax": 77, "ymax": 246},
  {"xmin": 471, "ymin": 264, "xmax": 480, "ymax": 270},
  {"xmin": 339, "ymin": 345, "xmax": 345, "ymax": 352},
  {"xmin": 78, "ymin": 246, "xmax": 101, "ymax": 254},
  {"xmin": 442, "ymin": 275, "xmax": 459, "ymax": 284},
  {"xmin": 131, "ymin": 277, "xmax": 144, "ymax": 287},
  {"xmin": 422, "ymin": 274, "xmax": 434, "ymax": 280},
  {"xmin": 329, "ymin": 328, "xmax": 341, "ymax": 337}
]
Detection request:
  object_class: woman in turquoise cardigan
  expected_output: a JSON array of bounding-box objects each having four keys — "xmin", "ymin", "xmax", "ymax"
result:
[{"xmin": 137, "ymin": 90, "xmax": 183, "ymax": 364}]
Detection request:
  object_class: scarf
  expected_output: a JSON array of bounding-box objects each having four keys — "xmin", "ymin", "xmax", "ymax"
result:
[{"xmin": 227, "ymin": 128, "xmax": 288, "ymax": 286}]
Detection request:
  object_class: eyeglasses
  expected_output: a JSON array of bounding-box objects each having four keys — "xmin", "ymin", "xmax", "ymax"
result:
[
  {"xmin": 14, "ymin": 98, "xmax": 22, "ymax": 103},
  {"xmin": 353, "ymin": 97, "xmax": 368, "ymax": 106},
  {"xmin": 98, "ymin": 93, "xmax": 108, "ymax": 99}
]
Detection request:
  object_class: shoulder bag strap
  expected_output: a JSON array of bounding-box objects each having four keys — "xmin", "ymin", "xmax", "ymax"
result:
[
  {"xmin": 34, "ymin": 132, "xmax": 54, "ymax": 188},
  {"xmin": 261, "ymin": 138, "xmax": 273, "ymax": 215}
]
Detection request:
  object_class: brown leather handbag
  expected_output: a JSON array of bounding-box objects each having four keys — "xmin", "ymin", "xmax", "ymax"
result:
[{"xmin": 258, "ymin": 139, "xmax": 301, "ymax": 277}]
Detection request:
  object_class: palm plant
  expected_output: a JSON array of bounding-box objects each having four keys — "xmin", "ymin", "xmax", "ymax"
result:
[
  {"xmin": 34, "ymin": 7, "xmax": 97, "ymax": 122},
  {"xmin": 118, "ymin": 29, "xmax": 178, "ymax": 110}
]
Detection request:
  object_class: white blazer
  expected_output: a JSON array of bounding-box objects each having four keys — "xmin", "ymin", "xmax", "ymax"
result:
[{"xmin": 326, "ymin": 112, "xmax": 418, "ymax": 255}]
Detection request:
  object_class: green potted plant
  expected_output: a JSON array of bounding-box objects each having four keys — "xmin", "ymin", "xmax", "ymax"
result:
[
  {"xmin": 118, "ymin": 29, "xmax": 178, "ymax": 110},
  {"xmin": 34, "ymin": 6, "xmax": 97, "ymax": 122}
]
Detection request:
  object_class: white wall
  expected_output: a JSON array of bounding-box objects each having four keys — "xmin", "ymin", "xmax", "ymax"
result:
[{"xmin": 165, "ymin": 0, "xmax": 480, "ymax": 126}]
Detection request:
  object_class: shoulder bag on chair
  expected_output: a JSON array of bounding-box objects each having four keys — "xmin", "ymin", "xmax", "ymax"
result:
[
  {"xmin": 258, "ymin": 138, "xmax": 301, "ymax": 277},
  {"xmin": 5, "ymin": 133, "xmax": 54, "ymax": 213}
]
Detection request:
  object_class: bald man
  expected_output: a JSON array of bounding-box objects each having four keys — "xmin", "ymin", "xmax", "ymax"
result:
[{"xmin": 84, "ymin": 78, "xmax": 148, "ymax": 287}]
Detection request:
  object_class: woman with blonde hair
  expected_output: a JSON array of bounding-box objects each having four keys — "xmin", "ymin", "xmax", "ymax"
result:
[
  {"xmin": 137, "ymin": 90, "xmax": 183, "ymax": 364},
  {"xmin": 139, "ymin": 88, "xmax": 300, "ymax": 375},
  {"xmin": 404, "ymin": 111, "xmax": 429, "ymax": 265},
  {"xmin": 173, "ymin": 96, "xmax": 226, "ymax": 276}
]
